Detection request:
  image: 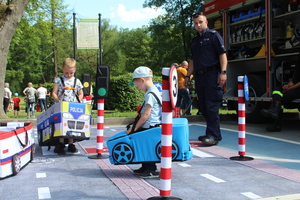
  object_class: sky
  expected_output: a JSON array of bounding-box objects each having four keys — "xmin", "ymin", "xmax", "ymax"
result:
[{"xmin": 64, "ymin": 0, "xmax": 165, "ymax": 29}]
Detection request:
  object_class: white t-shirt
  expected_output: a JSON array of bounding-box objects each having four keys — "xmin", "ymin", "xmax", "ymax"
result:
[
  {"xmin": 4, "ymin": 88, "xmax": 11, "ymax": 99},
  {"xmin": 54, "ymin": 76, "xmax": 83, "ymax": 102},
  {"xmin": 37, "ymin": 87, "xmax": 48, "ymax": 99}
]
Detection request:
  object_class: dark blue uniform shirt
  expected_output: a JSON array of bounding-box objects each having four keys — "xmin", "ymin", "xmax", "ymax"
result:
[{"xmin": 190, "ymin": 28, "xmax": 226, "ymax": 71}]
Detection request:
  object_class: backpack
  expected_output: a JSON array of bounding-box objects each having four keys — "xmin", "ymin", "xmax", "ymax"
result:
[{"xmin": 59, "ymin": 76, "xmax": 80, "ymax": 103}]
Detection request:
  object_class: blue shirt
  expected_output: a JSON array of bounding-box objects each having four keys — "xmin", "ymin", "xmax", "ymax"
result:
[
  {"xmin": 190, "ymin": 28, "xmax": 226, "ymax": 71},
  {"xmin": 141, "ymin": 85, "xmax": 162, "ymax": 128}
]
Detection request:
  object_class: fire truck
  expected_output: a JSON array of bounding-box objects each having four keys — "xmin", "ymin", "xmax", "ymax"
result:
[{"xmin": 202, "ymin": 0, "xmax": 300, "ymax": 123}]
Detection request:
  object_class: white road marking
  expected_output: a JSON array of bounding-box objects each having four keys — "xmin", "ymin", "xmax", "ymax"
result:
[
  {"xmin": 241, "ymin": 192, "xmax": 262, "ymax": 199},
  {"xmin": 38, "ymin": 187, "xmax": 51, "ymax": 199},
  {"xmin": 192, "ymin": 148, "xmax": 215, "ymax": 158},
  {"xmin": 36, "ymin": 173, "xmax": 47, "ymax": 178},
  {"xmin": 177, "ymin": 163, "xmax": 191, "ymax": 167},
  {"xmin": 200, "ymin": 174, "xmax": 225, "ymax": 183},
  {"xmin": 110, "ymin": 129, "xmax": 117, "ymax": 131}
]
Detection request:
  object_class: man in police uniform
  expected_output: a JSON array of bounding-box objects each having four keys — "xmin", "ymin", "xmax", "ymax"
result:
[{"xmin": 184, "ymin": 13, "xmax": 227, "ymax": 145}]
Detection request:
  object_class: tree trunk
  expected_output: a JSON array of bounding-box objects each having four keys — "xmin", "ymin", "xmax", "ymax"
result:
[{"xmin": 0, "ymin": 0, "xmax": 29, "ymax": 118}]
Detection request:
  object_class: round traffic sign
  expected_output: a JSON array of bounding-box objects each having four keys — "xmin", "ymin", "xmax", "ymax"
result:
[
  {"xmin": 169, "ymin": 66, "xmax": 178, "ymax": 109},
  {"xmin": 244, "ymin": 75, "xmax": 249, "ymax": 101}
]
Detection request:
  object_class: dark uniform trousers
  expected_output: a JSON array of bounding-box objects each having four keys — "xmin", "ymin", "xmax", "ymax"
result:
[{"xmin": 195, "ymin": 70, "xmax": 223, "ymax": 140}]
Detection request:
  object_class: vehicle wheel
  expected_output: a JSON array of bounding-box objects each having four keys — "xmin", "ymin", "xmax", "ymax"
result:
[
  {"xmin": 30, "ymin": 144, "xmax": 36, "ymax": 161},
  {"xmin": 38, "ymin": 130, "xmax": 43, "ymax": 146},
  {"xmin": 155, "ymin": 141, "xmax": 179, "ymax": 160},
  {"xmin": 50, "ymin": 123, "xmax": 55, "ymax": 136},
  {"xmin": 12, "ymin": 154, "xmax": 21, "ymax": 175},
  {"xmin": 112, "ymin": 143, "xmax": 134, "ymax": 164},
  {"xmin": 240, "ymin": 75, "xmax": 269, "ymax": 123}
]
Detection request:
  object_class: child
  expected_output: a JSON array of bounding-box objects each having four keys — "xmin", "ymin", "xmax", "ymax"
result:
[
  {"xmin": 12, "ymin": 93, "xmax": 20, "ymax": 117},
  {"xmin": 127, "ymin": 66, "xmax": 162, "ymax": 178},
  {"xmin": 52, "ymin": 58, "xmax": 84, "ymax": 153}
]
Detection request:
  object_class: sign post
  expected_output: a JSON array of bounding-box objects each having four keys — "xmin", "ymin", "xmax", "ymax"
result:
[
  {"xmin": 148, "ymin": 66, "xmax": 182, "ymax": 200},
  {"xmin": 230, "ymin": 76, "xmax": 253, "ymax": 161}
]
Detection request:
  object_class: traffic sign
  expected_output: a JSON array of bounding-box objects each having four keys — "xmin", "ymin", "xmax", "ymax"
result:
[
  {"xmin": 244, "ymin": 75, "xmax": 249, "ymax": 101},
  {"xmin": 169, "ymin": 66, "xmax": 178, "ymax": 109}
]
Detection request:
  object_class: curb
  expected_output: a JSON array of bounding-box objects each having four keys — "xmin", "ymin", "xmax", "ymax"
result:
[
  {"xmin": 1, "ymin": 113, "xmax": 298, "ymax": 127},
  {"xmin": 0, "ymin": 114, "xmax": 238, "ymax": 127}
]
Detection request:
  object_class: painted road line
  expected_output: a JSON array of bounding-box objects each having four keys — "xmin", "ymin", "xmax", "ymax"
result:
[
  {"xmin": 38, "ymin": 187, "xmax": 51, "ymax": 199},
  {"xmin": 200, "ymin": 174, "xmax": 225, "ymax": 183},
  {"xmin": 241, "ymin": 192, "xmax": 262, "ymax": 199},
  {"xmin": 255, "ymin": 193, "xmax": 300, "ymax": 200},
  {"xmin": 252, "ymin": 156, "xmax": 300, "ymax": 163},
  {"xmin": 36, "ymin": 173, "xmax": 47, "ymax": 178},
  {"xmin": 192, "ymin": 148, "xmax": 215, "ymax": 158},
  {"xmin": 178, "ymin": 163, "xmax": 191, "ymax": 167},
  {"xmin": 110, "ymin": 129, "xmax": 117, "ymax": 131}
]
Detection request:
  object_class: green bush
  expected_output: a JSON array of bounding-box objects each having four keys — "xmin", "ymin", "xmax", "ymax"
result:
[
  {"xmin": 104, "ymin": 73, "xmax": 162, "ymax": 111},
  {"xmin": 30, "ymin": 73, "xmax": 162, "ymax": 112},
  {"xmin": 104, "ymin": 74, "xmax": 143, "ymax": 111}
]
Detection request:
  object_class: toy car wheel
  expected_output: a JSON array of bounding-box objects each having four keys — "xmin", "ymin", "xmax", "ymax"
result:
[
  {"xmin": 38, "ymin": 130, "xmax": 43, "ymax": 146},
  {"xmin": 50, "ymin": 123, "xmax": 55, "ymax": 136},
  {"xmin": 155, "ymin": 141, "xmax": 179, "ymax": 160},
  {"xmin": 12, "ymin": 154, "xmax": 21, "ymax": 175},
  {"xmin": 30, "ymin": 144, "xmax": 36, "ymax": 161},
  {"xmin": 112, "ymin": 143, "xmax": 134, "ymax": 164}
]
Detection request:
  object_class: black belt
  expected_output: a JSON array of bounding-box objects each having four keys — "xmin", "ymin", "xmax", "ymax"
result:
[{"xmin": 194, "ymin": 66, "xmax": 219, "ymax": 75}]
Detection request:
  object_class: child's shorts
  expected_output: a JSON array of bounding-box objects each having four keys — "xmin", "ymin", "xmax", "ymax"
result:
[{"xmin": 14, "ymin": 107, "xmax": 20, "ymax": 111}]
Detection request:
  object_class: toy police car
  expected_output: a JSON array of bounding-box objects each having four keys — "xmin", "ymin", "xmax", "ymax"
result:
[{"xmin": 107, "ymin": 118, "xmax": 192, "ymax": 165}]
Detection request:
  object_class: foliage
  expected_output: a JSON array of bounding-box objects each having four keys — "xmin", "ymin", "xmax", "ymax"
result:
[
  {"xmin": 105, "ymin": 73, "xmax": 144, "ymax": 111},
  {"xmin": 4, "ymin": 0, "xmax": 203, "ymax": 113},
  {"xmin": 103, "ymin": 72, "xmax": 162, "ymax": 111}
]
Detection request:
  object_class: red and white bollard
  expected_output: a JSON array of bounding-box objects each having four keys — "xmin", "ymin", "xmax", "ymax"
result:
[
  {"xmin": 89, "ymin": 98, "xmax": 107, "ymax": 159},
  {"xmin": 230, "ymin": 76, "xmax": 253, "ymax": 161},
  {"xmin": 148, "ymin": 67, "xmax": 181, "ymax": 200}
]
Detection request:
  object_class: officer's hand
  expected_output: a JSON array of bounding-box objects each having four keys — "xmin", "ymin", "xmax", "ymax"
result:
[{"xmin": 218, "ymin": 73, "xmax": 227, "ymax": 87}]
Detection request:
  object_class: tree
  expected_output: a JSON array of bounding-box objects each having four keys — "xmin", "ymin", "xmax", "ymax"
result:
[
  {"xmin": 6, "ymin": 0, "xmax": 72, "ymax": 93},
  {"xmin": 0, "ymin": 0, "xmax": 30, "ymax": 118},
  {"xmin": 145, "ymin": 0, "xmax": 198, "ymax": 64}
]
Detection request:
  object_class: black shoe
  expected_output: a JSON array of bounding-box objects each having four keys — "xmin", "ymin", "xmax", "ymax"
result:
[
  {"xmin": 138, "ymin": 170, "xmax": 159, "ymax": 178},
  {"xmin": 54, "ymin": 142, "xmax": 65, "ymax": 153},
  {"xmin": 266, "ymin": 125, "xmax": 281, "ymax": 132},
  {"xmin": 67, "ymin": 143, "xmax": 78, "ymax": 153},
  {"xmin": 202, "ymin": 137, "xmax": 219, "ymax": 146},
  {"xmin": 198, "ymin": 135, "xmax": 207, "ymax": 141},
  {"xmin": 261, "ymin": 102, "xmax": 281, "ymax": 119},
  {"xmin": 133, "ymin": 167, "xmax": 146, "ymax": 174}
]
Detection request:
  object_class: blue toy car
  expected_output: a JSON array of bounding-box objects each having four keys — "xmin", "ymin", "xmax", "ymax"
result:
[{"xmin": 107, "ymin": 118, "xmax": 192, "ymax": 165}]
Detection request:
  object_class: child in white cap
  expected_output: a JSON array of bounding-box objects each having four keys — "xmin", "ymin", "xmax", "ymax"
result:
[{"xmin": 127, "ymin": 66, "xmax": 162, "ymax": 178}]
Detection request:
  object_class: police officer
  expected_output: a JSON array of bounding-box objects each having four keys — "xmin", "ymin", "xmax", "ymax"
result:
[{"xmin": 184, "ymin": 13, "xmax": 227, "ymax": 146}]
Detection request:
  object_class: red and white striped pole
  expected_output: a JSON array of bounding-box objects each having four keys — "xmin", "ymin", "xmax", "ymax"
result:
[
  {"xmin": 89, "ymin": 98, "xmax": 107, "ymax": 159},
  {"xmin": 148, "ymin": 67, "xmax": 181, "ymax": 200},
  {"xmin": 230, "ymin": 76, "xmax": 253, "ymax": 161}
]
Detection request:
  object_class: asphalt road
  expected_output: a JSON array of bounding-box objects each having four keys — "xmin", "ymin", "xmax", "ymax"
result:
[{"xmin": 1, "ymin": 116, "xmax": 300, "ymax": 200}]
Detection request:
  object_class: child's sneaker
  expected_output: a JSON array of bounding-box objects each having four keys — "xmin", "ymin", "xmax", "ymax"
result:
[
  {"xmin": 133, "ymin": 167, "xmax": 146, "ymax": 174},
  {"xmin": 138, "ymin": 170, "xmax": 159, "ymax": 178},
  {"xmin": 54, "ymin": 142, "xmax": 65, "ymax": 153},
  {"xmin": 67, "ymin": 143, "xmax": 78, "ymax": 153}
]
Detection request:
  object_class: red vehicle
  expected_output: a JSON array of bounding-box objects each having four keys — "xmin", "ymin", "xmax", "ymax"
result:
[{"xmin": 203, "ymin": 0, "xmax": 300, "ymax": 123}]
